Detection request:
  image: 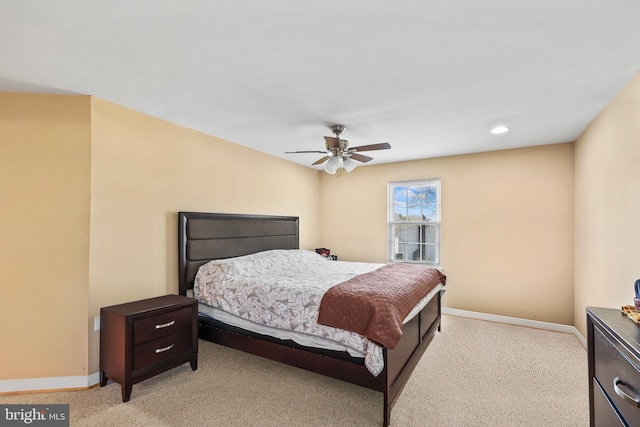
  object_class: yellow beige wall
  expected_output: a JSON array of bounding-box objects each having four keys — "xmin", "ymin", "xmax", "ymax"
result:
[
  {"xmin": 0, "ymin": 93, "xmax": 320, "ymax": 382},
  {"xmin": 87, "ymin": 98, "xmax": 321, "ymax": 373},
  {"xmin": 0, "ymin": 93, "xmax": 91, "ymax": 380},
  {"xmin": 319, "ymin": 143, "xmax": 575, "ymax": 325},
  {"xmin": 574, "ymin": 72, "xmax": 640, "ymax": 336}
]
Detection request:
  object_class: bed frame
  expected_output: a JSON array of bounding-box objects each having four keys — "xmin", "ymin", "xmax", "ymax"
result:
[{"xmin": 178, "ymin": 211, "xmax": 444, "ymax": 426}]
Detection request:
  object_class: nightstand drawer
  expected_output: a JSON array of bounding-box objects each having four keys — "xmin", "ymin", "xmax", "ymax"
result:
[
  {"xmin": 594, "ymin": 325, "xmax": 640, "ymax": 424},
  {"xmin": 133, "ymin": 331, "xmax": 192, "ymax": 371},
  {"xmin": 133, "ymin": 306, "xmax": 192, "ymax": 344}
]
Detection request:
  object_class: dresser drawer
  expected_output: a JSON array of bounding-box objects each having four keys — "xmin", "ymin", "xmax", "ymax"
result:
[
  {"xmin": 133, "ymin": 331, "xmax": 192, "ymax": 371},
  {"xmin": 133, "ymin": 306, "xmax": 192, "ymax": 344},
  {"xmin": 593, "ymin": 378, "xmax": 626, "ymax": 426},
  {"xmin": 594, "ymin": 325, "xmax": 640, "ymax": 424}
]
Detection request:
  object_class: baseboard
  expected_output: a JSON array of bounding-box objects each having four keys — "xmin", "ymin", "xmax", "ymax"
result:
[
  {"xmin": 1, "ymin": 309, "xmax": 588, "ymax": 394},
  {"xmin": 442, "ymin": 307, "xmax": 587, "ymax": 348},
  {"xmin": 0, "ymin": 372, "xmax": 101, "ymax": 395}
]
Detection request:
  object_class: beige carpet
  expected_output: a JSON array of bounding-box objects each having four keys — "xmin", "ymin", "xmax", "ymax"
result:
[{"xmin": 1, "ymin": 315, "xmax": 589, "ymax": 426}]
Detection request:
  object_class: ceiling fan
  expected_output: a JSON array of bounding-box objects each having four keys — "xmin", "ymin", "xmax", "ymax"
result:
[{"xmin": 286, "ymin": 124, "xmax": 391, "ymax": 174}]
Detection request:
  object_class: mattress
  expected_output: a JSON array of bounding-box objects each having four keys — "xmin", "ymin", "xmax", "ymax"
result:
[
  {"xmin": 193, "ymin": 249, "xmax": 443, "ymax": 375},
  {"xmin": 195, "ymin": 283, "xmax": 443, "ymax": 355}
]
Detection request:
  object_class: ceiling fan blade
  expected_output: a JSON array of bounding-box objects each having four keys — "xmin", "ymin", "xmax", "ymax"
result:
[
  {"xmin": 349, "ymin": 153, "xmax": 373, "ymax": 163},
  {"xmin": 312, "ymin": 156, "xmax": 330, "ymax": 165},
  {"xmin": 349, "ymin": 142, "xmax": 391, "ymax": 152},
  {"xmin": 285, "ymin": 150, "xmax": 327, "ymax": 154},
  {"xmin": 323, "ymin": 136, "xmax": 341, "ymax": 148}
]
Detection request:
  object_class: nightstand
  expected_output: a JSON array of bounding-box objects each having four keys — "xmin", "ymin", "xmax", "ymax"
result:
[{"xmin": 100, "ymin": 294, "xmax": 198, "ymax": 402}]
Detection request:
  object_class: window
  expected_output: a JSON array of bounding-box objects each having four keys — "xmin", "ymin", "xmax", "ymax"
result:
[{"xmin": 388, "ymin": 179, "xmax": 441, "ymax": 265}]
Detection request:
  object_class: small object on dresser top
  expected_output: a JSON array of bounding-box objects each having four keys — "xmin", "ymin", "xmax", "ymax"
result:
[{"xmin": 621, "ymin": 305, "xmax": 640, "ymax": 324}]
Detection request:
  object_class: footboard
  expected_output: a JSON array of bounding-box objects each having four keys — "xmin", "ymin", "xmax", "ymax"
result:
[{"xmin": 381, "ymin": 288, "xmax": 444, "ymax": 426}]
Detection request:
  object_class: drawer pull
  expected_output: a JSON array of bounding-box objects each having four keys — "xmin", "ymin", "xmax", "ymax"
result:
[
  {"xmin": 155, "ymin": 320, "xmax": 175, "ymax": 329},
  {"xmin": 613, "ymin": 377, "xmax": 640, "ymax": 408},
  {"xmin": 155, "ymin": 343, "xmax": 175, "ymax": 354}
]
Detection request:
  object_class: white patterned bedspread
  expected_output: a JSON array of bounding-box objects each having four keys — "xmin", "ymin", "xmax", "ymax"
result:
[{"xmin": 194, "ymin": 249, "xmax": 439, "ymax": 376}]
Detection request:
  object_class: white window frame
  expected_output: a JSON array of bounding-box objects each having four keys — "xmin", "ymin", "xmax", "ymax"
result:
[{"xmin": 387, "ymin": 179, "xmax": 441, "ymax": 266}]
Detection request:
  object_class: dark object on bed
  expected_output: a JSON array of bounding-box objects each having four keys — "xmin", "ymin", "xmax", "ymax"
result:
[{"xmin": 178, "ymin": 211, "xmax": 445, "ymax": 427}]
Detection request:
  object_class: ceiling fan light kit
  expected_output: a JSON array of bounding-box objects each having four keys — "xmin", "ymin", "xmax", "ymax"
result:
[
  {"xmin": 342, "ymin": 157, "xmax": 357, "ymax": 173},
  {"xmin": 324, "ymin": 156, "xmax": 358, "ymax": 175},
  {"xmin": 286, "ymin": 124, "xmax": 391, "ymax": 175},
  {"xmin": 325, "ymin": 156, "xmax": 340, "ymax": 174}
]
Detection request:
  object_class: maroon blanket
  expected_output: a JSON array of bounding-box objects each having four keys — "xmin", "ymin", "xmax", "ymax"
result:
[{"xmin": 317, "ymin": 263, "xmax": 446, "ymax": 349}]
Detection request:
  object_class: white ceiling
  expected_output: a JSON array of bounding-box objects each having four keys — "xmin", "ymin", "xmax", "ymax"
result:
[{"xmin": 1, "ymin": 1, "xmax": 639, "ymax": 170}]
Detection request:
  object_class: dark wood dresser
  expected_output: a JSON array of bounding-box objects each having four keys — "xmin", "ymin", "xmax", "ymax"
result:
[
  {"xmin": 587, "ymin": 307, "xmax": 640, "ymax": 426},
  {"xmin": 100, "ymin": 294, "xmax": 198, "ymax": 401}
]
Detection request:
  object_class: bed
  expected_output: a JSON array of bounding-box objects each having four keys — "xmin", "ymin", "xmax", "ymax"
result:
[{"xmin": 178, "ymin": 212, "xmax": 446, "ymax": 426}]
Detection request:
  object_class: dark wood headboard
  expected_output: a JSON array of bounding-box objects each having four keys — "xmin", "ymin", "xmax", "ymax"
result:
[{"xmin": 178, "ymin": 212, "xmax": 299, "ymax": 296}]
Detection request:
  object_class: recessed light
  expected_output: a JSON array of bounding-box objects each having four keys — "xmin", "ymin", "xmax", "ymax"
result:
[{"xmin": 490, "ymin": 126, "xmax": 509, "ymax": 134}]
